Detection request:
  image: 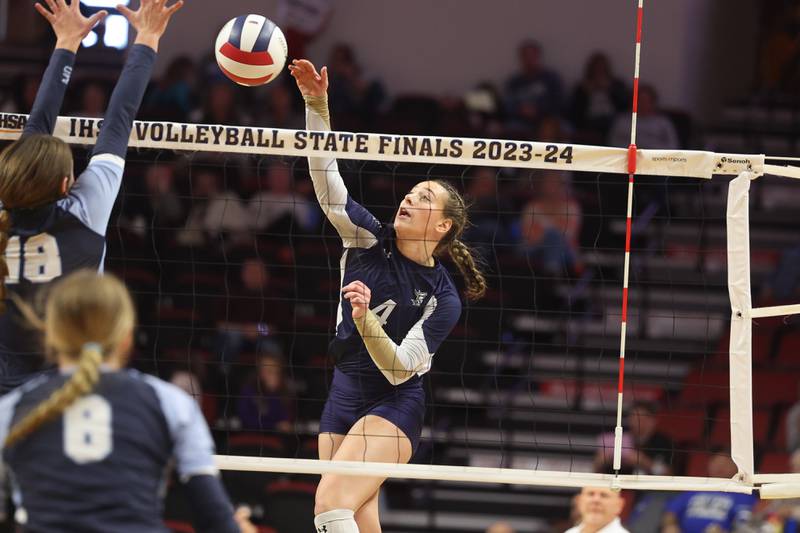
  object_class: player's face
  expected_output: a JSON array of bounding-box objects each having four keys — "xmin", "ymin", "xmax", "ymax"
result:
[
  {"xmin": 577, "ymin": 487, "xmax": 623, "ymax": 528},
  {"xmin": 394, "ymin": 181, "xmax": 451, "ymax": 242}
]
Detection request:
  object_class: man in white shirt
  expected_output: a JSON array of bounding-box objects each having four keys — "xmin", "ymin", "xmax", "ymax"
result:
[{"xmin": 565, "ymin": 487, "xmax": 630, "ymax": 533}]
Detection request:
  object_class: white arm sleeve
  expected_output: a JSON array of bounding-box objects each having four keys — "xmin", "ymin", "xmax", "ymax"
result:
[{"xmin": 306, "ymin": 105, "xmax": 380, "ymax": 249}]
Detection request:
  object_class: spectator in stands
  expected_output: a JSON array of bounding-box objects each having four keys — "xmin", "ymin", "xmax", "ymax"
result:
[
  {"xmin": 327, "ymin": 43, "xmax": 387, "ymax": 130},
  {"xmin": 565, "ymin": 487, "xmax": 629, "ymax": 533},
  {"xmin": 73, "ymin": 80, "xmax": 108, "ymax": 118},
  {"xmin": 236, "ymin": 350, "xmax": 294, "ymax": 433},
  {"xmin": 608, "ymin": 84, "xmax": 679, "ymax": 150},
  {"xmin": 259, "ymin": 82, "xmax": 304, "ymax": 130},
  {"xmin": 763, "ymin": 244, "xmax": 800, "ymax": 304},
  {"xmin": 569, "ymin": 52, "xmax": 629, "ymax": 144},
  {"xmin": 216, "ymin": 258, "xmax": 290, "ymax": 368},
  {"xmin": 463, "ymin": 167, "xmax": 514, "ymax": 254},
  {"xmin": 504, "ymin": 40, "xmax": 564, "ymax": 136},
  {"xmin": 123, "ymin": 162, "xmax": 185, "ymax": 245},
  {"xmin": 144, "ymin": 55, "xmax": 195, "ymax": 121},
  {"xmin": 750, "ymin": 450, "xmax": 800, "ymax": 531},
  {"xmin": 276, "ymin": 0, "xmax": 333, "ymax": 60},
  {"xmin": 0, "ymin": 74, "xmax": 39, "ymax": 113},
  {"xmin": 518, "ymin": 170, "xmax": 582, "ymax": 275},
  {"xmin": 248, "ymin": 161, "xmax": 317, "ymax": 233},
  {"xmin": 757, "ymin": 2, "xmax": 800, "ymax": 93},
  {"xmin": 785, "ymin": 383, "xmax": 800, "ymax": 452},
  {"xmin": 627, "ymin": 401, "xmax": 675, "ymax": 475},
  {"xmin": 190, "ymin": 79, "xmax": 250, "ymax": 125},
  {"xmin": 661, "ymin": 455, "xmax": 756, "ymax": 533},
  {"xmin": 464, "ymin": 82, "xmax": 505, "ymax": 137},
  {"xmin": 176, "ymin": 168, "xmax": 250, "ymax": 248},
  {"xmin": 486, "ymin": 521, "xmax": 516, "ymax": 533}
]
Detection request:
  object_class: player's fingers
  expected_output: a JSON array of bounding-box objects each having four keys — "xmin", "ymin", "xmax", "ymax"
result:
[
  {"xmin": 165, "ymin": 0, "xmax": 183, "ymax": 16},
  {"xmin": 34, "ymin": 3, "xmax": 55, "ymax": 22},
  {"xmin": 44, "ymin": 0, "xmax": 58, "ymax": 15},
  {"xmin": 87, "ymin": 10, "xmax": 108, "ymax": 27},
  {"xmin": 320, "ymin": 66, "xmax": 329, "ymax": 86},
  {"xmin": 54, "ymin": 0, "xmax": 67, "ymax": 12},
  {"xmin": 116, "ymin": 4, "xmax": 134, "ymax": 20}
]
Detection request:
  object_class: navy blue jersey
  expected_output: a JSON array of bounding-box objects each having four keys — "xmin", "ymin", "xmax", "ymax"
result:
[
  {"xmin": 0, "ymin": 45, "xmax": 156, "ymax": 390},
  {"xmin": 0, "ymin": 157, "xmax": 123, "ymax": 383},
  {"xmin": 0, "ymin": 369, "xmax": 224, "ymax": 532},
  {"xmin": 306, "ymin": 108, "xmax": 462, "ymax": 390}
]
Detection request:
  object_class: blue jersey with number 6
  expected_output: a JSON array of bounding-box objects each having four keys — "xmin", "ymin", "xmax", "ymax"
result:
[{"xmin": 0, "ymin": 369, "xmax": 221, "ymax": 532}]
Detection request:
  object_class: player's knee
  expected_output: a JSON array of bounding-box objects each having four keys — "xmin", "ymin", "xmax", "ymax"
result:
[{"xmin": 315, "ymin": 475, "xmax": 354, "ymax": 514}]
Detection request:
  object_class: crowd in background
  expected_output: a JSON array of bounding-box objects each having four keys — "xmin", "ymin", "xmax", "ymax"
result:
[{"xmin": 2, "ymin": 1, "xmax": 800, "ymax": 531}]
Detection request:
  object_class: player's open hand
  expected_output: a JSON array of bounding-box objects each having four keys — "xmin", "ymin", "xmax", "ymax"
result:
[
  {"xmin": 118, "ymin": 0, "xmax": 183, "ymax": 50},
  {"xmin": 342, "ymin": 280, "xmax": 371, "ymax": 320},
  {"xmin": 36, "ymin": 0, "xmax": 108, "ymax": 53},
  {"xmin": 288, "ymin": 59, "xmax": 329, "ymax": 98}
]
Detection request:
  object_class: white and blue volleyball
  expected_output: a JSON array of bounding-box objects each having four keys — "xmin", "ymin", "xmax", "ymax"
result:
[{"xmin": 215, "ymin": 15, "xmax": 288, "ymax": 87}]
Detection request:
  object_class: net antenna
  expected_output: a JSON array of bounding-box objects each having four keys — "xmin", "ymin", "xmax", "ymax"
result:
[{"xmin": 612, "ymin": 0, "xmax": 645, "ymax": 482}]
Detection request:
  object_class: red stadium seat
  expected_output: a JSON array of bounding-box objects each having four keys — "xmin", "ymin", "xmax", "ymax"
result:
[
  {"xmin": 264, "ymin": 480, "xmax": 317, "ymax": 533},
  {"xmin": 657, "ymin": 409, "xmax": 706, "ymax": 446},
  {"xmin": 709, "ymin": 409, "xmax": 771, "ymax": 447},
  {"xmin": 753, "ymin": 372, "xmax": 798, "ymax": 407},
  {"xmin": 679, "ymin": 370, "xmax": 729, "ymax": 406},
  {"xmin": 760, "ymin": 452, "xmax": 791, "ymax": 474}
]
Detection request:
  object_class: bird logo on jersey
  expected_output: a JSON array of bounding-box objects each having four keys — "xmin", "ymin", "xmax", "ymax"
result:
[{"xmin": 411, "ymin": 289, "xmax": 428, "ymax": 307}]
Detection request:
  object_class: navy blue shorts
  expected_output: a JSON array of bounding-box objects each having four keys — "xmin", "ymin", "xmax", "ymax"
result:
[{"xmin": 319, "ymin": 368, "xmax": 425, "ymax": 452}]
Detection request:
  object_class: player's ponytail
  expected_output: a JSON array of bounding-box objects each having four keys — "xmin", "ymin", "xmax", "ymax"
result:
[
  {"xmin": 433, "ymin": 180, "xmax": 487, "ymax": 301},
  {"xmin": 448, "ymin": 239, "xmax": 487, "ymax": 301},
  {"xmin": 0, "ymin": 134, "xmax": 73, "ymax": 210},
  {"xmin": 4, "ymin": 344, "xmax": 103, "ymax": 448},
  {"xmin": 0, "ymin": 209, "xmax": 10, "ymax": 315},
  {"xmin": 4, "ymin": 271, "xmax": 136, "ymax": 448}
]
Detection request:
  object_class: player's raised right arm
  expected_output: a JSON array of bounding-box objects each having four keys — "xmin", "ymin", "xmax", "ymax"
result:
[
  {"xmin": 23, "ymin": 0, "xmax": 108, "ymax": 136},
  {"xmin": 65, "ymin": 0, "xmax": 182, "ymax": 237},
  {"xmin": 289, "ymin": 59, "xmax": 380, "ymax": 249}
]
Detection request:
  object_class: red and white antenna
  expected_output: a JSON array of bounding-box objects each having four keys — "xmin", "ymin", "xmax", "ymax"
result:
[{"xmin": 613, "ymin": 0, "xmax": 645, "ymax": 476}]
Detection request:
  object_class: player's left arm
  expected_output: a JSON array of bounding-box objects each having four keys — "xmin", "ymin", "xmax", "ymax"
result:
[
  {"xmin": 144, "ymin": 377, "xmax": 240, "ymax": 533},
  {"xmin": 64, "ymin": 0, "xmax": 182, "ymax": 236},
  {"xmin": 22, "ymin": 1, "xmax": 108, "ymax": 136},
  {"xmin": 344, "ymin": 280, "xmax": 462, "ymax": 386}
]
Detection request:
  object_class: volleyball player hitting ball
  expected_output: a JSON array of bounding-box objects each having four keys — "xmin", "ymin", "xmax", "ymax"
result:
[
  {"xmin": 289, "ymin": 59, "xmax": 487, "ymax": 533},
  {"xmin": 0, "ymin": 0, "xmax": 180, "ymax": 393},
  {"xmin": 0, "ymin": 271, "xmax": 255, "ymax": 532}
]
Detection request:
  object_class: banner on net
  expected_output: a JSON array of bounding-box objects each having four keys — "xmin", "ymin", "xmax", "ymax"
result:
[{"xmin": 0, "ymin": 113, "xmax": 764, "ymax": 179}]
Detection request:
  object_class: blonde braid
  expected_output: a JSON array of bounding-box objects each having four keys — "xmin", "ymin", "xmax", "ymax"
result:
[
  {"xmin": 4, "ymin": 344, "xmax": 103, "ymax": 448},
  {"xmin": 449, "ymin": 239, "xmax": 487, "ymax": 301}
]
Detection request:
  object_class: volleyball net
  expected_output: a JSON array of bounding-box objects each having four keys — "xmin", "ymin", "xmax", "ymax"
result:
[{"xmin": 2, "ymin": 113, "xmax": 800, "ymax": 505}]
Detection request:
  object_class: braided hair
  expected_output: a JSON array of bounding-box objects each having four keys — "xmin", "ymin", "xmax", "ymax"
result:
[{"xmin": 432, "ymin": 180, "xmax": 487, "ymax": 301}]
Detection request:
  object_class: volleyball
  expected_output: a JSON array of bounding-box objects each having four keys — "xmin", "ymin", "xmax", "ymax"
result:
[{"xmin": 214, "ymin": 15, "xmax": 288, "ymax": 87}]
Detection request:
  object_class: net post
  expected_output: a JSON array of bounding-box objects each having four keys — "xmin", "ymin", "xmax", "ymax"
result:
[{"xmin": 726, "ymin": 171, "xmax": 756, "ymax": 481}]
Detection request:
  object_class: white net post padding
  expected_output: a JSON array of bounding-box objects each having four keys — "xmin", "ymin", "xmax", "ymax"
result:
[{"xmin": 726, "ymin": 171, "xmax": 756, "ymax": 481}]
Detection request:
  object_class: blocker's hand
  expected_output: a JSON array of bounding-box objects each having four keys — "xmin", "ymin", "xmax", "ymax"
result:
[
  {"xmin": 118, "ymin": 0, "xmax": 184, "ymax": 51},
  {"xmin": 288, "ymin": 59, "xmax": 329, "ymax": 98},
  {"xmin": 342, "ymin": 280, "xmax": 372, "ymax": 320},
  {"xmin": 36, "ymin": 0, "xmax": 108, "ymax": 53}
]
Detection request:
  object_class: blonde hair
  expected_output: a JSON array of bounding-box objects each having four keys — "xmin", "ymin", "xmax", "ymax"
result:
[
  {"xmin": 4, "ymin": 271, "xmax": 136, "ymax": 448},
  {"xmin": 0, "ymin": 134, "xmax": 73, "ymax": 316}
]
